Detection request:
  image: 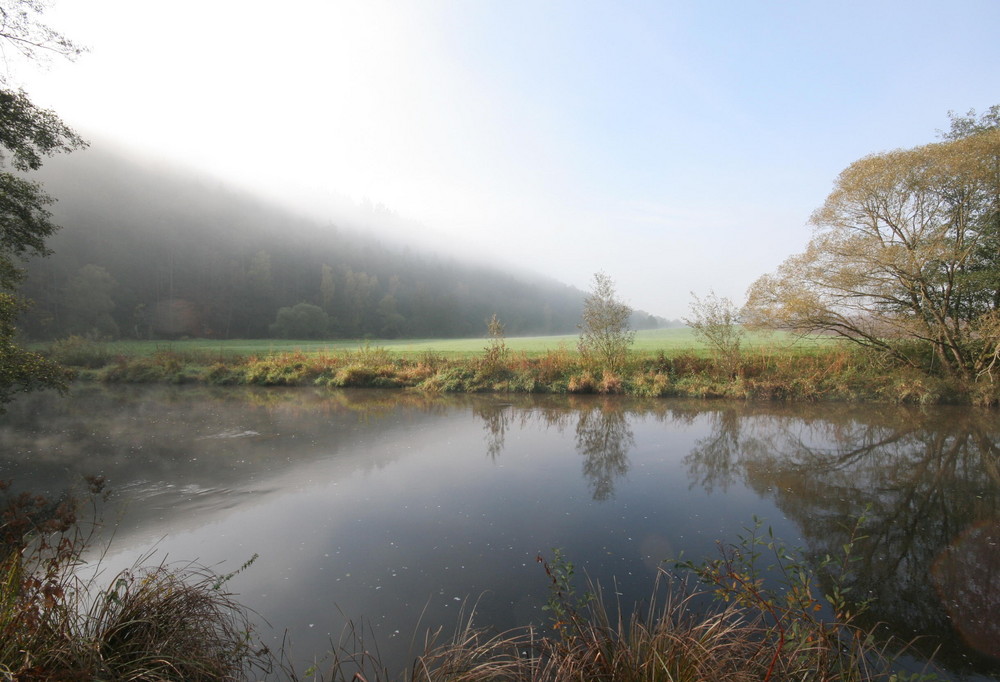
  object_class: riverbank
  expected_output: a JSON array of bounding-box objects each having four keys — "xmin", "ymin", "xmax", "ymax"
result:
[{"xmin": 44, "ymin": 335, "xmax": 1000, "ymax": 406}]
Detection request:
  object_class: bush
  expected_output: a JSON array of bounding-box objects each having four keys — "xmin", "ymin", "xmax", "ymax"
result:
[
  {"xmin": 243, "ymin": 352, "xmax": 317, "ymax": 385},
  {"xmin": 685, "ymin": 291, "xmax": 745, "ymax": 374},
  {"xmin": 567, "ymin": 371, "xmax": 597, "ymax": 394},
  {"xmin": 328, "ymin": 364, "xmax": 378, "ymax": 387},
  {"xmin": 269, "ymin": 302, "xmax": 330, "ymax": 339},
  {"xmin": 46, "ymin": 335, "xmax": 117, "ymax": 369},
  {"xmin": 85, "ymin": 561, "xmax": 265, "ymax": 681},
  {"xmin": 631, "ymin": 371, "xmax": 671, "ymax": 397}
]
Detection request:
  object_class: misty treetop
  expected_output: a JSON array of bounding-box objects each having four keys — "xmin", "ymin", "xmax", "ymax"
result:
[{"xmin": 0, "ymin": 85, "xmax": 85, "ymax": 291}]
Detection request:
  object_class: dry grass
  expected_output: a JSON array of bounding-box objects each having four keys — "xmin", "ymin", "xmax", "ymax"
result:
[
  {"xmin": 81, "ymin": 561, "xmax": 268, "ymax": 681},
  {"xmin": 57, "ymin": 335, "xmax": 999, "ymax": 405},
  {"xmin": 45, "ymin": 329, "xmax": 1000, "ymax": 405}
]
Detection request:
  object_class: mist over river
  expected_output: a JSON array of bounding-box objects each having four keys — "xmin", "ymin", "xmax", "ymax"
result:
[{"xmin": 1, "ymin": 386, "xmax": 998, "ymax": 679}]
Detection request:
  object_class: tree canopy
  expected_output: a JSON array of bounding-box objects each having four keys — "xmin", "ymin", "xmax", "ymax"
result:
[
  {"xmin": 745, "ymin": 109, "xmax": 1000, "ymax": 379},
  {"xmin": 0, "ymin": 0, "xmax": 84, "ymax": 408}
]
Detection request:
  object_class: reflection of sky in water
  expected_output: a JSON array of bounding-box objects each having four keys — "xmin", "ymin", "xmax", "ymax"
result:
[
  {"xmin": 90, "ymin": 404, "xmax": 780, "ymax": 670},
  {"xmin": 1, "ymin": 386, "xmax": 998, "ymax": 679}
]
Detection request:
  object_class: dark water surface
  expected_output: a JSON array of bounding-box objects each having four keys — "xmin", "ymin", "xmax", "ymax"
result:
[{"xmin": 2, "ymin": 385, "xmax": 999, "ymax": 679}]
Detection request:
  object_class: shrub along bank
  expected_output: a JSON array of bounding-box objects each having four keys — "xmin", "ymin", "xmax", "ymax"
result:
[{"xmin": 45, "ymin": 337, "xmax": 1000, "ymax": 406}]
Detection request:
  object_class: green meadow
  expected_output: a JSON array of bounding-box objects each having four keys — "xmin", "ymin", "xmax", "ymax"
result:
[{"xmin": 60, "ymin": 327, "xmax": 833, "ymax": 359}]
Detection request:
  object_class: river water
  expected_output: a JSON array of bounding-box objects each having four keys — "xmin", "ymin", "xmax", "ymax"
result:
[{"xmin": 1, "ymin": 385, "xmax": 998, "ymax": 679}]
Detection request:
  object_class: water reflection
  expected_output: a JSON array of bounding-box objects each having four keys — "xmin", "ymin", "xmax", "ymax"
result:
[
  {"xmin": 469, "ymin": 398, "xmax": 1000, "ymax": 676},
  {"xmin": 473, "ymin": 402, "xmax": 513, "ymax": 461},
  {"xmin": 676, "ymin": 404, "xmax": 1000, "ymax": 675}
]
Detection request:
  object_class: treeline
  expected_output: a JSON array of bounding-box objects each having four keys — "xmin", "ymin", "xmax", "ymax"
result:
[{"xmin": 16, "ymin": 145, "xmax": 666, "ymax": 340}]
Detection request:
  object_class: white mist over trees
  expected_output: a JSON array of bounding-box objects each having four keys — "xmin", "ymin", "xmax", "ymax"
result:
[{"xmin": 16, "ymin": 146, "xmax": 670, "ymax": 341}]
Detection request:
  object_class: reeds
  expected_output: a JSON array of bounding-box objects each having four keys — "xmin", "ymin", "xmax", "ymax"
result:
[
  {"xmin": 81, "ymin": 560, "xmax": 268, "ymax": 681},
  {"xmin": 298, "ymin": 512, "xmax": 939, "ymax": 682}
]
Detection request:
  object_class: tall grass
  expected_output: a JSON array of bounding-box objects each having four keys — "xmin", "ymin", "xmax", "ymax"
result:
[
  {"xmin": 290, "ymin": 577, "xmax": 930, "ymax": 682},
  {"xmin": 0, "ymin": 479, "xmax": 270, "ymax": 681}
]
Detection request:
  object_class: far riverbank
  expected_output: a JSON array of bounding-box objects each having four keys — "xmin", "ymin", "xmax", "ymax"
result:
[{"xmin": 41, "ymin": 333, "xmax": 1000, "ymax": 406}]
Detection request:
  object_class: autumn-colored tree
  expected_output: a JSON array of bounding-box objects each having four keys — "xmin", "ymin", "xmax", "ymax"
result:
[{"xmin": 745, "ymin": 115, "xmax": 1000, "ymax": 380}]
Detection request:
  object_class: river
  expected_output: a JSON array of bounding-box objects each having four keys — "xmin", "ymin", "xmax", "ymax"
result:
[{"xmin": 1, "ymin": 385, "xmax": 998, "ymax": 679}]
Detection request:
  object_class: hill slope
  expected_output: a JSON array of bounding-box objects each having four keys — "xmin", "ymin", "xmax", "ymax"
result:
[{"xmin": 17, "ymin": 144, "xmax": 658, "ymax": 340}]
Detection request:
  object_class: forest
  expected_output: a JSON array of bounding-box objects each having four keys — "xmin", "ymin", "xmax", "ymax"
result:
[{"xmin": 16, "ymin": 144, "xmax": 668, "ymax": 341}]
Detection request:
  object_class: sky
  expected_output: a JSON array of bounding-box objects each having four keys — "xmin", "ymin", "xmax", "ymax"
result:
[{"xmin": 10, "ymin": 0, "xmax": 1000, "ymax": 319}]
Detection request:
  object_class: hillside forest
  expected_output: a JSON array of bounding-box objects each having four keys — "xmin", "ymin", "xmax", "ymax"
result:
[{"xmin": 15, "ymin": 144, "xmax": 668, "ymax": 341}]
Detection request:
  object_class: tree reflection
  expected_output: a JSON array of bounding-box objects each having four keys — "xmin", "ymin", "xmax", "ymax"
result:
[
  {"xmin": 574, "ymin": 403, "xmax": 635, "ymax": 501},
  {"xmin": 471, "ymin": 396, "xmax": 635, "ymax": 501},
  {"xmin": 683, "ymin": 405, "xmax": 1000, "ymax": 675},
  {"xmin": 473, "ymin": 402, "xmax": 513, "ymax": 460}
]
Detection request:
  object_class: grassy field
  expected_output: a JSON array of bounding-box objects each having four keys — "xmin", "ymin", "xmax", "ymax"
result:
[{"xmin": 60, "ymin": 327, "xmax": 835, "ymax": 359}]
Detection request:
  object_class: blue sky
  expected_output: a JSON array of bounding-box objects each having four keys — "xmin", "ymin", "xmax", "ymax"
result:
[{"xmin": 16, "ymin": 0, "xmax": 1000, "ymax": 318}]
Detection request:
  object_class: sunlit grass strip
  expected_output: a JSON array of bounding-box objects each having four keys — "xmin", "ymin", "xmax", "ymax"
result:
[{"xmin": 40, "ymin": 328, "xmax": 837, "ymax": 359}]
